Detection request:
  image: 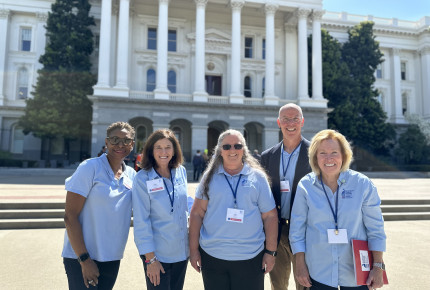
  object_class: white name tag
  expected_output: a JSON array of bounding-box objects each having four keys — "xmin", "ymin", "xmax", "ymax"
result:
[
  {"xmin": 226, "ymin": 208, "xmax": 244, "ymax": 223},
  {"xmin": 327, "ymin": 229, "xmax": 348, "ymax": 244},
  {"xmin": 280, "ymin": 180, "xmax": 290, "ymax": 193},
  {"xmin": 146, "ymin": 179, "xmax": 165, "ymax": 193}
]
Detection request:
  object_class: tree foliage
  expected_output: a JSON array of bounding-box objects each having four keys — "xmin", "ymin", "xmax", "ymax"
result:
[
  {"xmin": 315, "ymin": 23, "xmax": 395, "ymax": 155},
  {"xmin": 19, "ymin": 0, "xmax": 96, "ymax": 156},
  {"xmin": 395, "ymin": 124, "xmax": 430, "ymax": 164}
]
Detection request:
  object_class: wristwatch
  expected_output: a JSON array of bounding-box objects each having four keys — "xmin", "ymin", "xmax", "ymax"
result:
[
  {"xmin": 373, "ymin": 262, "xmax": 385, "ymax": 271},
  {"xmin": 264, "ymin": 249, "xmax": 278, "ymax": 257},
  {"xmin": 77, "ymin": 252, "xmax": 90, "ymax": 263}
]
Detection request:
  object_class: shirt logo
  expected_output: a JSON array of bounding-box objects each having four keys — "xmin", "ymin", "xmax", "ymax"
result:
[
  {"xmin": 341, "ymin": 189, "xmax": 353, "ymax": 199},
  {"xmin": 241, "ymin": 179, "xmax": 252, "ymax": 187}
]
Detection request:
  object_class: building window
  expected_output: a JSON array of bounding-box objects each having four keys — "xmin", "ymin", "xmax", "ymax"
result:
[
  {"xmin": 11, "ymin": 126, "xmax": 24, "ymax": 154},
  {"xmin": 402, "ymin": 94, "xmax": 408, "ymax": 115},
  {"xmin": 401, "ymin": 62, "xmax": 406, "ymax": 80},
  {"xmin": 262, "ymin": 77, "xmax": 265, "ymax": 97},
  {"xmin": 262, "ymin": 39, "xmax": 266, "ymax": 60},
  {"xmin": 168, "ymin": 30, "xmax": 177, "ymax": 52},
  {"xmin": 376, "ymin": 64, "xmax": 382, "ymax": 79},
  {"xmin": 244, "ymin": 76, "xmax": 252, "ymax": 98},
  {"xmin": 245, "ymin": 37, "xmax": 253, "ymax": 58},
  {"xmin": 17, "ymin": 68, "xmax": 29, "ymax": 99},
  {"xmin": 20, "ymin": 28, "xmax": 32, "ymax": 51},
  {"xmin": 148, "ymin": 28, "xmax": 157, "ymax": 50},
  {"xmin": 147, "ymin": 69, "xmax": 156, "ymax": 92},
  {"xmin": 377, "ymin": 93, "xmax": 384, "ymax": 110},
  {"xmin": 172, "ymin": 126, "xmax": 183, "ymax": 147},
  {"xmin": 168, "ymin": 70, "xmax": 176, "ymax": 93},
  {"xmin": 94, "ymin": 34, "xmax": 100, "ymax": 50}
]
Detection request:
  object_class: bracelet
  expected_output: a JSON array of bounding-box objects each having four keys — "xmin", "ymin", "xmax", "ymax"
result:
[{"xmin": 145, "ymin": 256, "xmax": 158, "ymax": 265}]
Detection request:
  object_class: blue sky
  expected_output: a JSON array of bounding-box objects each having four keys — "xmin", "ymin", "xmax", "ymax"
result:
[{"xmin": 323, "ymin": 0, "xmax": 430, "ymax": 21}]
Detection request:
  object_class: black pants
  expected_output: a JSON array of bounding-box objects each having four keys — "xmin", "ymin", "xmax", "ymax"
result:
[
  {"xmin": 63, "ymin": 258, "xmax": 120, "ymax": 290},
  {"xmin": 193, "ymin": 166, "xmax": 202, "ymax": 181},
  {"xmin": 310, "ymin": 277, "xmax": 369, "ymax": 290},
  {"xmin": 141, "ymin": 256, "xmax": 188, "ymax": 290},
  {"xmin": 199, "ymin": 247, "xmax": 264, "ymax": 290}
]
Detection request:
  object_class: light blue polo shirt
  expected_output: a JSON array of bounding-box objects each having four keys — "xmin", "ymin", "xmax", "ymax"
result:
[
  {"xmin": 289, "ymin": 170, "xmax": 386, "ymax": 287},
  {"xmin": 62, "ymin": 154, "xmax": 136, "ymax": 262},
  {"xmin": 195, "ymin": 163, "xmax": 276, "ymax": 261},
  {"xmin": 132, "ymin": 165, "xmax": 189, "ymax": 263},
  {"xmin": 279, "ymin": 143, "xmax": 301, "ymax": 219}
]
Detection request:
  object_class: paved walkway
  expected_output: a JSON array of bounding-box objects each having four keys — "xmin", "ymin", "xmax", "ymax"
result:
[{"xmin": 0, "ymin": 169, "xmax": 429, "ymax": 289}]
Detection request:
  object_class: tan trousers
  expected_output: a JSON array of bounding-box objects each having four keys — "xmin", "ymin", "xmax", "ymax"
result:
[{"xmin": 269, "ymin": 225, "xmax": 306, "ymax": 290}]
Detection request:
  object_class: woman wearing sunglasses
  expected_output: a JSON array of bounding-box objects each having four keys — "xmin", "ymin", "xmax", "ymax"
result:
[
  {"xmin": 189, "ymin": 129, "xmax": 278, "ymax": 290},
  {"xmin": 62, "ymin": 122, "xmax": 136, "ymax": 289},
  {"xmin": 132, "ymin": 129, "xmax": 190, "ymax": 290}
]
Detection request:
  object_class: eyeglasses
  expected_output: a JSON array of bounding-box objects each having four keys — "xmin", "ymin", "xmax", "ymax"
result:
[
  {"xmin": 279, "ymin": 117, "xmax": 302, "ymax": 124},
  {"xmin": 106, "ymin": 136, "xmax": 133, "ymax": 146},
  {"xmin": 222, "ymin": 144, "xmax": 243, "ymax": 150}
]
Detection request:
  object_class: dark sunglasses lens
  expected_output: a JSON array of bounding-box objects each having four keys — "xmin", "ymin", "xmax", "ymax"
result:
[
  {"xmin": 222, "ymin": 144, "xmax": 232, "ymax": 150},
  {"xmin": 234, "ymin": 144, "xmax": 243, "ymax": 150}
]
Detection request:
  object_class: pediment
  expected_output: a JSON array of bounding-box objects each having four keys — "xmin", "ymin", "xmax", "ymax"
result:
[{"xmin": 187, "ymin": 28, "xmax": 231, "ymax": 42}]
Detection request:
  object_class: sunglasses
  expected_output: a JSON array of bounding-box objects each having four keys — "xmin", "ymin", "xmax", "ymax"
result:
[
  {"xmin": 222, "ymin": 144, "xmax": 243, "ymax": 150},
  {"xmin": 106, "ymin": 136, "xmax": 133, "ymax": 145}
]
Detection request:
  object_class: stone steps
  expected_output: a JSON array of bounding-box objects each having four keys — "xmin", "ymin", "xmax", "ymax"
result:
[{"xmin": 1, "ymin": 199, "xmax": 429, "ymax": 229}]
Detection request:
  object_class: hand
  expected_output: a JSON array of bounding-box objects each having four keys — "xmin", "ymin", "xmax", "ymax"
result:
[
  {"xmin": 295, "ymin": 254, "xmax": 312, "ymax": 288},
  {"xmin": 366, "ymin": 267, "xmax": 384, "ymax": 289},
  {"xmin": 146, "ymin": 260, "xmax": 165, "ymax": 286},
  {"xmin": 80, "ymin": 259, "xmax": 100, "ymax": 288},
  {"xmin": 190, "ymin": 249, "xmax": 202, "ymax": 273},
  {"xmin": 261, "ymin": 254, "xmax": 276, "ymax": 274}
]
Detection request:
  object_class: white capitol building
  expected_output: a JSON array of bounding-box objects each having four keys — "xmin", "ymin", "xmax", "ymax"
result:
[{"xmin": 0, "ymin": 0, "xmax": 429, "ymax": 163}]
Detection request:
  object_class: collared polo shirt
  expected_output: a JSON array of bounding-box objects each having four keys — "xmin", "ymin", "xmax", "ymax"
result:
[{"xmin": 62, "ymin": 154, "xmax": 136, "ymax": 262}]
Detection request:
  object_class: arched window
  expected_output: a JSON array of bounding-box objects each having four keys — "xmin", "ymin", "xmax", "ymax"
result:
[
  {"xmin": 168, "ymin": 70, "xmax": 176, "ymax": 93},
  {"xmin": 172, "ymin": 126, "xmax": 183, "ymax": 148},
  {"xmin": 244, "ymin": 76, "xmax": 252, "ymax": 98},
  {"xmin": 135, "ymin": 125, "xmax": 147, "ymax": 153},
  {"xmin": 11, "ymin": 126, "xmax": 24, "ymax": 154},
  {"xmin": 17, "ymin": 68, "xmax": 29, "ymax": 99},
  {"xmin": 147, "ymin": 69, "xmax": 156, "ymax": 92}
]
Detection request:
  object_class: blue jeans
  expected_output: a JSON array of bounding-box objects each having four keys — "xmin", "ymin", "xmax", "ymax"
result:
[{"xmin": 63, "ymin": 258, "xmax": 120, "ymax": 290}]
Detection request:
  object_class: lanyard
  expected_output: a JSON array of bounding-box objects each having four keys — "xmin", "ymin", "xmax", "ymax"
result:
[
  {"xmin": 154, "ymin": 168, "xmax": 175, "ymax": 212},
  {"xmin": 320, "ymin": 176, "xmax": 340, "ymax": 234},
  {"xmin": 281, "ymin": 143, "xmax": 300, "ymax": 179},
  {"xmin": 224, "ymin": 174, "xmax": 242, "ymax": 208}
]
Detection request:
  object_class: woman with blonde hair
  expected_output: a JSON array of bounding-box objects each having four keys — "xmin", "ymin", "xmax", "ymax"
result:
[
  {"xmin": 289, "ymin": 129, "xmax": 386, "ymax": 290},
  {"xmin": 189, "ymin": 129, "xmax": 278, "ymax": 290}
]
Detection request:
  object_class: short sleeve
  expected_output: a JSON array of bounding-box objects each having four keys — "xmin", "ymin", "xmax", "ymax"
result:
[{"xmin": 65, "ymin": 159, "xmax": 96, "ymax": 198}]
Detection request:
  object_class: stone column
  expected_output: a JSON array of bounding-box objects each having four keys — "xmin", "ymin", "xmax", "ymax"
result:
[
  {"xmin": 154, "ymin": 0, "xmax": 170, "ymax": 100},
  {"xmin": 0, "ymin": 9, "xmax": 10, "ymax": 105},
  {"xmin": 114, "ymin": 0, "xmax": 130, "ymax": 95},
  {"xmin": 191, "ymin": 125, "xmax": 208, "ymax": 156},
  {"xmin": 95, "ymin": 0, "xmax": 112, "ymax": 89},
  {"xmin": 420, "ymin": 46, "xmax": 430, "ymax": 120},
  {"xmin": 229, "ymin": 0, "xmax": 245, "ymax": 103},
  {"xmin": 264, "ymin": 2, "xmax": 279, "ymax": 105},
  {"xmin": 296, "ymin": 8, "xmax": 310, "ymax": 101},
  {"xmin": 263, "ymin": 128, "xmax": 279, "ymax": 150},
  {"xmin": 193, "ymin": 0, "xmax": 208, "ymax": 102},
  {"xmin": 390, "ymin": 48, "xmax": 403, "ymax": 123},
  {"xmin": 311, "ymin": 10, "xmax": 324, "ymax": 99}
]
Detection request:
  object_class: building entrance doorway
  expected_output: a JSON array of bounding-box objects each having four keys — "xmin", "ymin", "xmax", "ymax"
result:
[{"xmin": 205, "ymin": 75, "xmax": 222, "ymax": 96}]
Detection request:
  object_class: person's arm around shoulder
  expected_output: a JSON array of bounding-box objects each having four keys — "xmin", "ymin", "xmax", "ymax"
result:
[
  {"xmin": 64, "ymin": 192, "xmax": 99, "ymax": 288},
  {"xmin": 189, "ymin": 198, "xmax": 208, "ymax": 273},
  {"xmin": 261, "ymin": 207, "xmax": 278, "ymax": 274}
]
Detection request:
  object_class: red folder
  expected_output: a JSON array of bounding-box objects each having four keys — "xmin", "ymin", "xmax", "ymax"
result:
[{"xmin": 351, "ymin": 239, "xmax": 388, "ymax": 285}]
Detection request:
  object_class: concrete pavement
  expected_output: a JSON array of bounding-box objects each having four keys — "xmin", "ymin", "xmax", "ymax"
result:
[{"xmin": 0, "ymin": 169, "xmax": 429, "ymax": 289}]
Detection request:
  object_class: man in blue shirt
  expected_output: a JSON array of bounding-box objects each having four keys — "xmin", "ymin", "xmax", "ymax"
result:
[{"xmin": 261, "ymin": 103, "xmax": 311, "ymax": 290}]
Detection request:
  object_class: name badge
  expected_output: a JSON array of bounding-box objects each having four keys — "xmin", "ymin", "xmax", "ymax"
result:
[
  {"xmin": 327, "ymin": 229, "xmax": 348, "ymax": 244},
  {"xmin": 226, "ymin": 208, "xmax": 244, "ymax": 223},
  {"xmin": 123, "ymin": 175, "xmax": 133, "ymax": 189},
  {"xmin": 280, "ymin": 180, "xmax": 290, "ymax": 193},
  {"xmin": 146, "ymin": 179, "xmax": 165, "ymax": 193}
]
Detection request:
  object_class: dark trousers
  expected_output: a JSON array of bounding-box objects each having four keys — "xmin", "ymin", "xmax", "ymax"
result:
[
  {"xmin": 310, "ymin": 277, "xmax": 369, "ymax": 290},
  {"xmin": 63, "ymin": 258, "xmax": 120, "ymax": 290},
  {"xmin": 199, "ymin": 247, "xmax": 264, "ymax": 290},
  {"xmin": 193, "ymin": 165, "xmax": 202, "ymax": 181},
  {"xmin": 141, "ymin": 256, "xmax": 188, "ymax": 290}
]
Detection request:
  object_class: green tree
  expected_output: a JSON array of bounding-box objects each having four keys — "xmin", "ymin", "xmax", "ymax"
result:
[
  {"xmin": 19, "ymin": 0, "xmax": 96, "ymax": 162},
  {"xmin": 395, "ymin": 124, "xmax": 430, "ymax": 164},
  {"xmin": 314, "ymin": 23, "xmax": 395, "ymax": 155}
]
